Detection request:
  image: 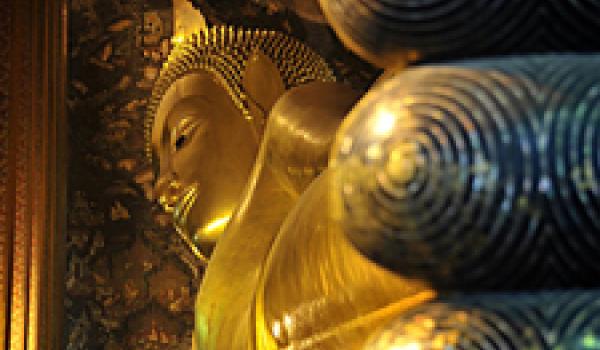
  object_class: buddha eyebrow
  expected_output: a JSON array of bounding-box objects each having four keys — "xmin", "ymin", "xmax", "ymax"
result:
[{"xmin": 175, "ymin": 117, "xmax": 194, "ymax": 131}]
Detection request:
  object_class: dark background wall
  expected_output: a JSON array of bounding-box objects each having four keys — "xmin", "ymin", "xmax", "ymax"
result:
[{"xmin": 65, "ymin": 1, "xmax": 377, "ymax": 349}]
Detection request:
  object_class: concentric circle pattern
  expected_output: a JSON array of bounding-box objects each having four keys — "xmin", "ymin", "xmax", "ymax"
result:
[
  {"xmin": 319, "ymin": 0, "xmax": 600, "ymax": 67},
  {"xmin": 366, "ymin": 290, "xmax": 600, "ymax": 350},
  {"xmin": 331, "ymin": 55, "xmax": 600, "ymax": 290}
]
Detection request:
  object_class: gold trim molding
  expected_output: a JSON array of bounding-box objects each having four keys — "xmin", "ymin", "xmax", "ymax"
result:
[{"xmin": 0, "ymin": 0, "xmax": 67, "ymax": 349}]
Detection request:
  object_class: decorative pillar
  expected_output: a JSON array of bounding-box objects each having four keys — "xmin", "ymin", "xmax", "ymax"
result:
[{"xmin": 0, "ymin": 0, "xmax": 67, "ymax": 349}]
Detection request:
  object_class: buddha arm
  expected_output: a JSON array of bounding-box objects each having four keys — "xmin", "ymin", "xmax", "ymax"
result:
[{"xmin": 254, "ymin": 170, "xmax": 434, "ymax": 350}]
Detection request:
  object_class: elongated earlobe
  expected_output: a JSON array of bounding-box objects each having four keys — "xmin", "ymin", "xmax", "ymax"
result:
[{"xmin": 242, "ymin": 50, "xmax": 286, "ymax": 125}]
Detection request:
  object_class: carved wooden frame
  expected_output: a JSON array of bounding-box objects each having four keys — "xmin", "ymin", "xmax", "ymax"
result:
[{"xmin": 0, "ymin": 0, "xmax": 67, "ymax": 349}]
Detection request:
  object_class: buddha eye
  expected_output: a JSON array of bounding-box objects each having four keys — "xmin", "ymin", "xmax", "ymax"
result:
[
  {"xmin": 171, "ymin": 118, "xmax": 194, "ymax": 151},
  {"xmin": 171, "ymin": 117, "xmax": 205, "ymax": 153},
  {"xmin": 175, "ymin": 134, "xmax": 188, "ymax": 150}
]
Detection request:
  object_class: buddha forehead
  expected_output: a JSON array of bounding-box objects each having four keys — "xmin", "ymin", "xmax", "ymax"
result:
[{"xmin": 165, "ymin": 96, "xmax": 210, "ymax": 130}]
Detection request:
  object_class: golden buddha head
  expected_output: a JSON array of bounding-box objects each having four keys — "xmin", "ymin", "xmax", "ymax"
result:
[{"xmin": 146, "ymin": 26, "xmax": 335, "ymax": 261}]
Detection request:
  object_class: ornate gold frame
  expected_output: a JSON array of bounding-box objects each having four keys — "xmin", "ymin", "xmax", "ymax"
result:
[{"xmin": 0, "ymin": 0, "xmax": 67, "ymax": 349}]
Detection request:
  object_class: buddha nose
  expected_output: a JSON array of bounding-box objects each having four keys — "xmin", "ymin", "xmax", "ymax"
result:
[{"xmin": 154, "ymin": 175, "xmax": 182, "ymax": 213}]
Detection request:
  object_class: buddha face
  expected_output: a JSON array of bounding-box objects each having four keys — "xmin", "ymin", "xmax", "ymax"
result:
[{"xmin": 152, "ymin": 72, "xmax": 260, "ymax": 259}]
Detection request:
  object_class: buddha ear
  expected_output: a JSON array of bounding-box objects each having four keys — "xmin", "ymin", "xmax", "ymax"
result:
[{"xmin": 242, "ymin": 50, "xmax": 286, "ymax": 119}]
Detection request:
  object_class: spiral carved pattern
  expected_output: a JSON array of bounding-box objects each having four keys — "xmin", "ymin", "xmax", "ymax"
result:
[
  {"xmin": 366, "ymin": 291, "xmax": 600, "ymax": 350},
  {"xmin": 332, "ymin": 55, "xmax": 600, "ymax": 290},
  {"xmin": 319, "ymin": 0, "xmax": 600, "ymax": 67}
]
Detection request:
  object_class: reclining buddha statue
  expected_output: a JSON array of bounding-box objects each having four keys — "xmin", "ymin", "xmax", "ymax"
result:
[
  {"xmin": 148, "ymin": 1, "xmax": 600, "ymax": 349},
  {"xmin": 147, "ymin": 23, "xmax": 363, "ymax": 348}
]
